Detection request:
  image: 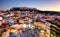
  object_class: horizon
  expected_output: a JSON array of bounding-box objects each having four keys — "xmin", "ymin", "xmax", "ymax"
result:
[
  {"xmin": 0, "ymin": 6, "xmax": 60, "ymax": 12},
  {"xmin": 0, "ymin": 0, "xmax": 60, "ymax": 11}
]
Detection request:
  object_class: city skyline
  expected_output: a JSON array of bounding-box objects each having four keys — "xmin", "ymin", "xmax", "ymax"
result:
[{"xmin": 0, "ymin": 0, "xmax": 60, "ymax": 11}]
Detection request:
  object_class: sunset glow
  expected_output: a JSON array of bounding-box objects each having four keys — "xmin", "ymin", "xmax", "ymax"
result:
[{"xmin": 0, "ymin": 0, "xmax": 60, "ymax": 11}]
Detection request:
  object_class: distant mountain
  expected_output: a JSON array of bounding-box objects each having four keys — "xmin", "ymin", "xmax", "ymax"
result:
[
  {"xmin": 0, "ymin": 7, "xmax": 60, "ymax": 15},
  {"xmin": 9, "ymin": 7, "xmax": 60, "ymax": 15},
  {"xmin": 10, "ymin": 7, "xmax": 37, "ymax": 11}
]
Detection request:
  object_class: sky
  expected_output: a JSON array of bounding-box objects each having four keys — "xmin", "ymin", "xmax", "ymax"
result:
[{"xmin": 0, "ymin": 0, "xmax": 60, "ymax": 11}]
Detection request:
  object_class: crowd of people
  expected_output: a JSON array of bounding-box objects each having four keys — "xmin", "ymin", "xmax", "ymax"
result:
[{"xmin": 0, "ymin": 10, "xmax": 60, "ymax": 37}]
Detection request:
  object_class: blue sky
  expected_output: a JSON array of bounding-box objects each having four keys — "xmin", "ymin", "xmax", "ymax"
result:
[{"xmin": 0, "ymin": 0, "xmax": 60, "ymax": 11}]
